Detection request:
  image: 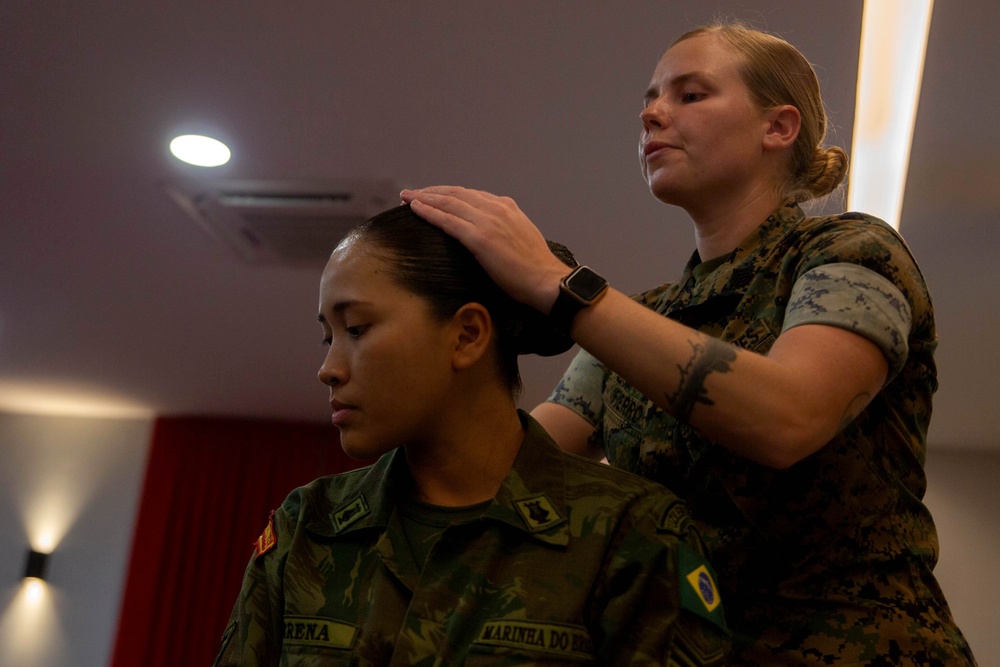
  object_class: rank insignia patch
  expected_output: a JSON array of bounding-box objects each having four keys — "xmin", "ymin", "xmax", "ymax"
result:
[
  {"xmin": 332, "ymin": 495, "xmax": 370, "ymax": 532},
  {"xmin": 513, "ymin": 494, "xmax": 564, "ymax": 532},
  {"xmin": 253, "ymin": 510, "xmax": 277, "ymax": 560}
]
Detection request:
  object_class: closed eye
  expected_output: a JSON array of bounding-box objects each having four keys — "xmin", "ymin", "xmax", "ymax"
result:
[{"xmin": 346, "ymin": 324, "xmax": 370, "ymax": 338}]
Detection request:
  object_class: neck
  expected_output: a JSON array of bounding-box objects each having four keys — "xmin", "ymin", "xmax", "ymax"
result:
[
  {"xmin": 403, "ymin": 382, "xmax": 523, "ymax": 507},
  {"xmin": 686, "ymin": 184, "xmax": 784, "ymax": 262}
]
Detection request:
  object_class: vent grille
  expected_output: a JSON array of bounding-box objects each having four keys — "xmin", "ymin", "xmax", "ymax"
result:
[{"xmin": 166, "ymin": 179, "xmax": 401, "ymax": 264}]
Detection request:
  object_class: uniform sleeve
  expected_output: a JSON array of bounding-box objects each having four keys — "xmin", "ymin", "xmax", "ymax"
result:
[
  {"xmin": 592, "ymin": 492, "xmax": 729, "ymax": 666},
  {"xmin": 546, "ymin": 348, "xmax": 607, "ymax": 426},
  {"xmin": 783, "ymin": 215, "xmax": 933, "ymax": 382},
  {"xmin": 782, "ymin": 262, "xmax": 911, "ymax": 379},
  {"xmin": 212, "ymin": 507, "xmax": 291, "ymax": 667}
]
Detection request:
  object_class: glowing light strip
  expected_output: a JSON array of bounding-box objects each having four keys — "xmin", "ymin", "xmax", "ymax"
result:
[
  {"xmin": 0, "ymin": 381, "xmax": 155, "ymax": 418},
  {"xmin": 847, "ymin": 0, "xmax": 934, "ymax": 230}
]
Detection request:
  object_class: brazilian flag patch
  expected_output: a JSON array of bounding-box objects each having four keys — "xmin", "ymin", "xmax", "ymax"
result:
[{"xmin": 678, "ymin": 542, "xmax": 726, "ymax": 630}]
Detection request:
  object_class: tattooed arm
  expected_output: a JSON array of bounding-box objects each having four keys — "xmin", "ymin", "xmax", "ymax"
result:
[
  {"xmin": 568, "ymin": 288, "xmax": 888, "ymax": 469},
  {"xmin": 399, "ymin": 187, "xmax": 893, "ymax": 469}
]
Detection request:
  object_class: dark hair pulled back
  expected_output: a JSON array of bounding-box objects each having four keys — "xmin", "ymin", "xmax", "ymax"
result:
[{"xmin": 343, "ymin": 205, "xmax": 575, "ymax": 393}]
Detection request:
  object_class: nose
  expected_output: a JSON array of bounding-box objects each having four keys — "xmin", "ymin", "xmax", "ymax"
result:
[
  {"xmin": 640, "ymin": 98, "xmax": 667, "ymax": 133},
  {"xmin": 317, "ymin": 346, "xmax": 347, "ymax": 387}
]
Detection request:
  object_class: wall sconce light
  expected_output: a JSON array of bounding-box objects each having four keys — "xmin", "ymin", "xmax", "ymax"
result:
[{"xmin": 24, "ymin": 549, "xmax": 49, "ymax": 580}]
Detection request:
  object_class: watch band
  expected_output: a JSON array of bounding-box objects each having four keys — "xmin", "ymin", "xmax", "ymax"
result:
[{"xmin": 549, "ymin": 265, "xmax": 609, "ymax": 336}]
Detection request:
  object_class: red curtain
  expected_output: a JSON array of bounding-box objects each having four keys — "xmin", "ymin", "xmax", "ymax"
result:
[{"xmin": 110, "ymin": 415, "xmax": 365, "ymax": 666}]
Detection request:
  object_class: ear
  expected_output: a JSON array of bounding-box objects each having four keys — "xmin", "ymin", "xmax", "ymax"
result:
[
  {"xmin": 450, "ymin": 303, "xmax": 493, "ymax": 371},
  {"xmin": 762, "ymin": 104, "xmax": 800, "ymax": 151}
]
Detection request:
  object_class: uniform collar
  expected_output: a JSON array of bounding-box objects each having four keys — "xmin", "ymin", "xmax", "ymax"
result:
[
  {"xmin": 660, "ymin": 200, "xmax": 804, "ymax": 319},
  {"xmin": 484, "ymin": 411, "xmax": 570, "ymax": 546},
  {"xmin": 312, "ymin": 411, "xmax": 570, "ymax": 547}
]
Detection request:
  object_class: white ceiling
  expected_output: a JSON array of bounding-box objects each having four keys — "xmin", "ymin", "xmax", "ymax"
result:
[{"xmin": 2, "ymin": 1, "xmax": 998, "ymax": 449}]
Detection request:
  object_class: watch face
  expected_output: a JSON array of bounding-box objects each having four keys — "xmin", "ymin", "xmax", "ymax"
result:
[{"xmin": 567, "ymin": 267, "xmax": 608, "ymax": 301}]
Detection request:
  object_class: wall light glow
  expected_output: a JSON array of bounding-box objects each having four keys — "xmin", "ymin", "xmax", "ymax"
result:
[
  {"xmin": 25, "ymin": 580, "xmax": 44, "ymax": 604},
  {"xmin": 25, "ymin": 495, "xmax": 77, "ymax": 556},
  {"xmin": 19, "ymin": 482, "xmax": 104, "ymax": 563},
  {"xmin": 848, "ymin": 0, "xmax": 934, "ymax": 230},
  {"xmin": 34, "ymin": 532, "xmax": 56, "ymax": 554},
  {"xmin": 0, "ymin": 579, "xmax": 63, "ymax": 664},
  {"xmin": 169, "ymin": 134, "xmax": 232, "ymax": 167},
  {"xmin": 0, "ymin": 381, "xmax": 155, "ymax": 419}
]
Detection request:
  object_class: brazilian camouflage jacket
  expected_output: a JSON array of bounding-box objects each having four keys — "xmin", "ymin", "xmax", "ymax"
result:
[
  {"xmin": 549, "ymin": 202, "xmax": 977, "ymax": 665},
  {"xmin": 213, "ymin": 412, "xmax": 728, "ymax": 666}
]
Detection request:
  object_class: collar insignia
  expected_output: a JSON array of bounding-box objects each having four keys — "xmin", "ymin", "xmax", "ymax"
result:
[
  {"xmin": 513, "ymin": 494, "xmax": 564, "ymax": 532},
  {"xmin": 332, "ymin": 495, "xmax": 370, "ymax": 532}
]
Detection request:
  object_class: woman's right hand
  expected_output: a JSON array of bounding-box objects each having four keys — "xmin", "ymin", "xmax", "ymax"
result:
[{"xmin": 400, "ymin": 186, "xmax": 571, "ymax": 315}]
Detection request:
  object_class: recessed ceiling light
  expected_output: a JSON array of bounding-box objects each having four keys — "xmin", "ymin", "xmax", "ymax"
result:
[{"xmin": 169, "ymin": 134, "xmax": 231, "ymax": 167}]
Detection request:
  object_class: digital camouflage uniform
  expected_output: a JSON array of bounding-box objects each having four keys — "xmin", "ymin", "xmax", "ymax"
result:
[
  {"xmin": 549, "ymin": 202, "xmax": 977, "ymax": 665},
  {"xmin": 213, "ymin": 412, "xmax": 729, "ymax": 666}
]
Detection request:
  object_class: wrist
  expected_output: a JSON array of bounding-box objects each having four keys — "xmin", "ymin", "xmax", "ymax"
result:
[{"xmin": 548, "ymin": 266, "xmax": 609, "ymax": 337}]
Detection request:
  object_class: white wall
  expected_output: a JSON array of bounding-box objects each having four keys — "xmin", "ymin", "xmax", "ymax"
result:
[
  {"xmin": 923, "ymin": 446, "xmax": 1000, "ymax": 665},
  {"xmin": 0, "ymin": 412, "xmax": 151, "ymax": 667},
  {"xmin": 0, "ymin": 409, "xmax": 994, "ymax": 666}
]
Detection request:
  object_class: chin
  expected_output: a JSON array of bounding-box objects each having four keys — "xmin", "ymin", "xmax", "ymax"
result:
[
  {"xmin": 648, "ymin": 183, "xmax": 680, "ymax": 206},
  {"xmin": 339, "ymin": 435, "xmax": 392, "ymax": 462},
  {"xmin": 645, "ymin": 171, "xmax": 675, "ymax": 203}
]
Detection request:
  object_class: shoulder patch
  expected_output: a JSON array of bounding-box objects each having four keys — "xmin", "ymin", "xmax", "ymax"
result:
[
  {"xmin": 678, "ymin": 542, "xmax": 726, "ymax": 630},
  {"xmin": 656, "ymin": 498, "xmax": 691, "ymax": 535},
  {"xmin": 253, "ymin": 510, "xmax": 277, "ymax": 560}
]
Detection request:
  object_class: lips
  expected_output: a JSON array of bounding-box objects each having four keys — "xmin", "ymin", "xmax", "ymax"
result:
[
  {"xmin": 330, "ymin": 399, "xmax": 357, "ymax": 427},
  {"xmin": 643, "ymin": 140, "xmax": 675, "ymax": 157}
]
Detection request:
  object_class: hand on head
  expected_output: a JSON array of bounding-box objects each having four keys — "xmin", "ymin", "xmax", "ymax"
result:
[{"xmin": 400, "ymin": 186, "xmax": 572, "ymax": 315}]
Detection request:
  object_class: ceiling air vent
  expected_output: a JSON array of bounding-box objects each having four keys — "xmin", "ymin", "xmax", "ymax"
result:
[{"xmin": 166, "ymin": 179, "xmax": 401, "ymax": 264}]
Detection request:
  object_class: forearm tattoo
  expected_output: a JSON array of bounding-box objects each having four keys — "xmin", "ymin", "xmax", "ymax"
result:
[{"xmin": 665, "ymin": 337, "xmax": 738, "ymax": 423}]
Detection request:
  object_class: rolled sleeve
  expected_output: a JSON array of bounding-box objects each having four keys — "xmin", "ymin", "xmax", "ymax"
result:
[
  {"xmin": 547, "ymin": 348, "xmax": 607, "ymax": 426},
  {"xmin": 781, "ymin": 262, "xmax": 912, "ymax": 380}
]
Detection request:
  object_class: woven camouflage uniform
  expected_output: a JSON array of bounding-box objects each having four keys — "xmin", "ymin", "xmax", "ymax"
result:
[
  {"xmin": 549, "ymin": 202, "xmax": 977, "ymax": 665},
  {"xmin": 213, "ymin": 412, "xmax": 729, "ymax": 666}
]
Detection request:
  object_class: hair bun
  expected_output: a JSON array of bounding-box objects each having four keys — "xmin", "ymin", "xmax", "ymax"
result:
[{"xmin": 512, "ymin": 240, "xmax": 578, "ymax": 357}]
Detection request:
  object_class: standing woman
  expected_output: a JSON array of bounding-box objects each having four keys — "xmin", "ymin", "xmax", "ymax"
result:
[
  {"xmin": 213, "ymin": 205, "xmax": 729, "ymax": 666},
  {"xmin": 403, "ymin": 23, "xmax": 977, "ymax": 666}
]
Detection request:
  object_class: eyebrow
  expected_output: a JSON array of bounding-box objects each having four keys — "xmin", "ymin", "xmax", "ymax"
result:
[
  {"xmin": 317, "ymin": 300, "xmax": 372, "ymax": 323},
  {"xmin": 644, "ymin": 71, "xmax": 711, "ymax": 101}
]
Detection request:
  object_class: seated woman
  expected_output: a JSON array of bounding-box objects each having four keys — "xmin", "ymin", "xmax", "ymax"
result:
[{"xmin": 212, "ymin": 204, "xmax": 728, "ymax": 666}]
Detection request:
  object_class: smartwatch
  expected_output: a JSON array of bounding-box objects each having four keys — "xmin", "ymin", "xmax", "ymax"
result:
[{"xmin": 549, "ymin": 265, "xmax": 609, "ymax": 336}]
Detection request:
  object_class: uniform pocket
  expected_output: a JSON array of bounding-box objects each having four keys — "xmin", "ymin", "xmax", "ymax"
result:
[
  {"xmin": 465, "ymin": 646, "xmax": 595, "ymax": 665},
  {"xmin": 281, "ymin": 645, "xmax": 358, "ymax": 666}
]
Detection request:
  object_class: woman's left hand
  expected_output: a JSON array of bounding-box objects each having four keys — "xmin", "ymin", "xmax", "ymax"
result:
[{"xmin": 400, "ymin": 186, "xmax": 571, "ymax": 314}]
